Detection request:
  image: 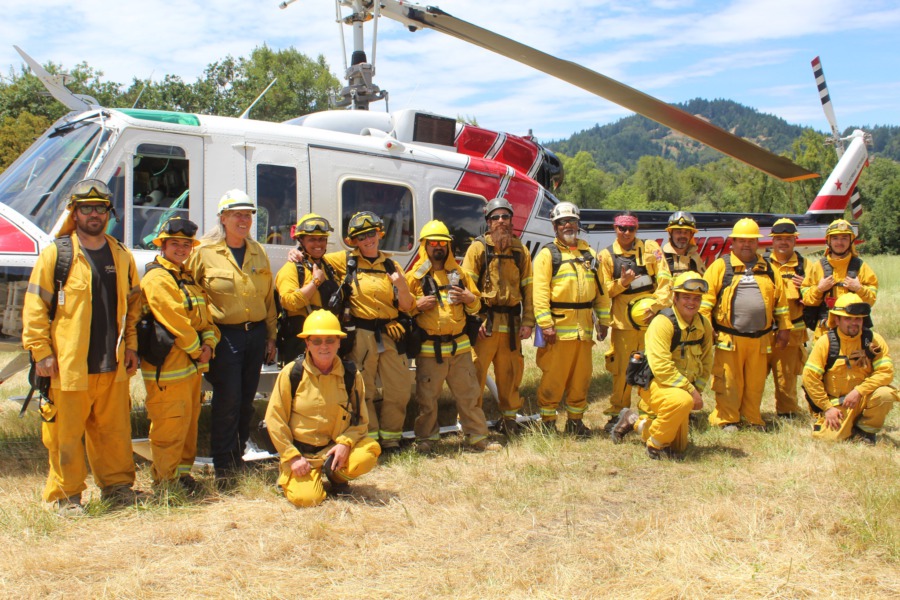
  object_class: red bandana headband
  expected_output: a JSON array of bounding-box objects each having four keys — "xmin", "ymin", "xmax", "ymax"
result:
[{"xmin": 614, "ymin": 215, "xmax": 639, "ymax": 228}]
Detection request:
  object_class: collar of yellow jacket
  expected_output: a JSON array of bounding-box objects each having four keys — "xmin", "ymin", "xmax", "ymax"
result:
[
  {"xmin": 613, "ymin": 238, "xmax": 647, "ymax": 265},
  {"xmin": 662, "ymin": 240, "xmax": 698, "ymax": 256},
  {"xmin": 553, "ymin": 237, "xmax": 592, "ymax": 253},
  {"xmin": 155, "ymin": 254, "xmax": 193, "ymax": 275},
  {"xmin": 412, "ymin": 240, "xmax": 461, "ymax": 280},
  {"xmin": 727, "ymin": 251, "xmax": 766, "ymax": 272},
  {"xmin": 303, "ymin": 353, "xmax": 345, "ymax": 378}
]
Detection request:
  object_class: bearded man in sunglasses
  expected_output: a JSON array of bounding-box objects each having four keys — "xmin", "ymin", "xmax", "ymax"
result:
[
  {"xmin": 599, "ymin": 212, "xmax": 673, "ymax": 433},
  {"xmin": 23, "ymin": 179, "xmax": 144, "ymax": 515}
]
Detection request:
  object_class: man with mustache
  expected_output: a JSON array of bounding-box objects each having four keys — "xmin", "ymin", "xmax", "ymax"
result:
[
  {"xmin": 662, "ymin": 211, "xmax": 706, "ymax": 276},
  {"xmin": 532, "ymin": 202, "xmax": 609, "ymax": 437},
  {"xmin": 462, "ymin": 198, "xmax": 534, "ymax": 437}
]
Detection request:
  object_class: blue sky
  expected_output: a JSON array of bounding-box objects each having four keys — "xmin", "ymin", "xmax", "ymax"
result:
[{"xmin": 2, "ymin": 0, "xmax": 898, "ymax": 143}]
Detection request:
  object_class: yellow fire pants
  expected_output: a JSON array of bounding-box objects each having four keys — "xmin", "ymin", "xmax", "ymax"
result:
[
  {"xmin": 605, "ymin": 328, "xmax": 645, "ymax": 416},
  {"xmin": 279, "ymin": 437, "xmax": 381, "ymax": 507},
  {"xmin": 415, "ymin": 353, "xmax": 491, "ymax": 443},
  {"xmin": 144, "ymin": 374, "xmax": 202, "ymax": 483},
  {"xmin": 768, "ymin": 344, "xmax": 807, "ymax": 415},
  {"xmin": 473, "ymin": 332, "xmax": 525, "ymax": 418},
  {"xmin": 709, "ymin": 336, "xmax": 768, "ymax": 427},
  {"xmin": 812, "ymin": 386, "xmax": 897, "ymax": 441},
  {"xmin": 352, "ymin": 329, "xmax": 412, "ymax": 447},
  {"xmin": 637, "ymin": 380, "xmax": 692, "ymax": 453},
  {"xmin": 536, "ymin": 339, "xmax": 594, "ymax": 421},
  {"xmin": 40, "ymin": 372, "xmax": 135, "ymax": 503}
]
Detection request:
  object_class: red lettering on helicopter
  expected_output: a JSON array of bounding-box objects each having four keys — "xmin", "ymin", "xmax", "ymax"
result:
[{"xmin": 699, "ymin": 236, "xmax": 725, "ymax": 265}]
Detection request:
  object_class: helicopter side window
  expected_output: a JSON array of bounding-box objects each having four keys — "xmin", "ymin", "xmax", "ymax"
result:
[
  {"xmin": 131, "ymin": 144, "xmax": 190, "ymax": 249},
  {"xmin": 256, "ymin": 164, "xmax": 297, "ymax": 245},
  {"xmin": 431, "ymin": 191, "xmax": 487, "ymax": 259},
  {"xmin": 106, "ymin": 162, "xmax": 127, "ymax": 243},
  {"xmin": 341, "ymin": 180, "xmax": 414, "ymax": 253}
]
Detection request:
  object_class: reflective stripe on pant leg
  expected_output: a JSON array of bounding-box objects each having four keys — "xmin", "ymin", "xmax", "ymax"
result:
[
  {"xmin": 536, "ymin": 344, "xmax": 570, "ymax": 420},
  {"xmin": 145, "ymin": 376, "xmax": 189, "ymax": 483},
  {"xmin": 84, "ymin": 372, "xmax": 135, "ymax": 491},
  {"xmin": 645, "ymin": 381, "xmax": 693, "ymax": 451},
  {"xmin": 446, "ymin": 352, "xmax": 490, "ymax": 441}
]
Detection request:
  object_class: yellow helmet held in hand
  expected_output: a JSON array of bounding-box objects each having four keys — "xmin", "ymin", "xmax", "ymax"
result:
[
  {"xmin": 418, "ymin": 220, "xmax": 453, "ymax": 241},
  {"xmin": 730, "ymin": 218, "xmax": 762, "ymax": 239},
  {"xmin": 628, "ymin": 297, "xmax": 657, "ymax": 330},
  {"xmin": 298, "ymin": 309, "xmax": 347, "ymax": 339}
]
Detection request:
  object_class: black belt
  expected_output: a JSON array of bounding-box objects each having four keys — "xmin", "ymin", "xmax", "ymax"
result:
[
  {"xmin": 423, "ymin": 330, "xmax": 466, "ymax": 364},
  {"xmin": 481, "ymin": 303, "xmax": 522, "ymax": 351},
  {"xmin": 293, "ymin": 440, "xmax": 329, "ymax": 455},
  {"xmin": 714, "ymin": 323, "xmax": 772, "ymax": 339},
  {"xmin": 354, "ymin": 317, "xmax": 388, "ymax": 332},
  {"xmin": 219, "ymin": 320, "xmax": 264, "ymax": 331},
  {"xmin": 482, "ymin": 305, "xmax": 520, "ymax": 315},
  {"xmin": 550, "ymin": 301, "xmax": 593, "ymax": 310}
]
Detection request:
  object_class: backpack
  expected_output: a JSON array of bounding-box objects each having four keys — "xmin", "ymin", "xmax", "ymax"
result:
[
  {"xmin": 275, "ymin": 260, "xmax": 339, "ymax": 366},
  {"xmin": 474, "ymin": 235, "xmax": 524, "ymax": 289},
  {"xmin": 801, "ymin": 256, "xmax": 864, "ymax": 331},
  {"xmin": 607, "ymin": 243, "xmax": 653, "ymax": 295},
  {"xmin": 625, "ymin": 308, "xmax": 705, "ymax": 389},
  {"xmin": 804, "ymin": 328, "xmax": 876, "ymax": 413},
  {"xmin": 544, "ymin": 242, "xmax": 603, "ymax": 294},
  {"xmin": 137, "ymin": 260, "xmax": 190, "ymax": 386}
]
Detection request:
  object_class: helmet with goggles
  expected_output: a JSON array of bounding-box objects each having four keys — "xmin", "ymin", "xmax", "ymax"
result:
[
  {"xmin": 666, "ymin": 211, "xmax": 697, "ymax": 232},
  {"xmin": 292, "ymin": 213, "xmax": 333, "ymax": 239},
  {"xmin": 67, "ymin": 179, "xmax": 112, "ymax": 207},
  {"xmin": 827, "ymin": 293, "xmax": 872, "ymax": 328},
  {"xmin": 770, "ymin": 218, "xmax": 799, "ymax": 236},
  {"xmin": 673, "ymin": 271, "xmax": 708, "ymax": 295},
  {"xmin": 153, "ymin": 217, "xmax": 200, "ymax": 247},
  {"xmin": 347, "ymin": 211, "xmax": 384, "ymax": 240}
]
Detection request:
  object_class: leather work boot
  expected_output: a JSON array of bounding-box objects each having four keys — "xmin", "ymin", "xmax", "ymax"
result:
[
  {"xmin": 322, "ymin": 454, "xmax": 351, "ymax": 495},
  {"xmin": 610, "ymin": 408, "xmax": 638, "ymax": 444},
  {"xmin": 646, "ymin": 445, "xmax": 679, "ymax": 461},
  {"xmin": 51, "ymin": 494, "xmax": 84, "ymax": 517},
  {"xmin": 415, "ymin": 439, "xmax": 436, "ymax": 455},
  {"xmin": 564, "ymin": 418, "xmax": 593, "ymax": 439},
  {"xmin": 603, "ymin": 416, "xmax": 619, "ymax": 434},
  {"xmin": 101, "ymin": 485, "xmax": 147, "ymax": 506},
  {"xmin": 850, "ymin": 426, "xmax": 877, "ymax": 446},
  {"xmin": 532, "ymin": 419, "xmax": 557, "ymax": 435},
  {"xmin": 498, "ymin": 418, "xmax": 522, "ymax": 438},
  {"xmin": 470, "ymin": 438, "xmax": 503, "ymax": 452},
  {"xmin": 178, "ymin": 475, "xmax": 203, "ymax": 496}
]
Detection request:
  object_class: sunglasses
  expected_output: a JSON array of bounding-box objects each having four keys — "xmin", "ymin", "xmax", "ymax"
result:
[
  {"xmin": 354, "ymin": 230, "xmax": 379, "ymax": 241},
  {"xmin": 556, "ymin": 217, "xmax": 578, "ymax": 226},
  {"xmin": 678, "ymin": 279, "xmax": 709, "ymax": 293},
  {"xmin": 297, "ymin": 218, "xmax": 332, "ymax": 234},
  {"xmin": 69, "ymin": 179, "xmax": 112, "ymax": 201},
  {"xmin": 308, "ymin": 336, "xmax": 339, "ymax": 346},
  {"xmin": 75, "ymin": 204, "xmax": 111, "ymax": 215},
  {"xmin": 161, "ymin": 218, "xmax": 198, "ymax": 237},
  {"xmin": 489, "ymin": 213, "xmax": 512, "ymax": 222},
  {"xmin": 616, "ymin": 226, "xmax": 637, "ymax": 233},
  {"xmin": 426, "ymin": 240, "xmax": 448, "ymax": 247}
]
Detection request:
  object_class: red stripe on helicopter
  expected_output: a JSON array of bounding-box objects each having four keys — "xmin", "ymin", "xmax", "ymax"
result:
[
  {"xmin": 456, "ymin": 157, "xmax": 539, "ymax": 235},
  {"xmin": 0, "ymin": 214, "xmax": 39, "ymax": 255},
  {"xmin": 456, "ymin": 125, "xmax": 541, "ymax": 179},
  {"xmin": 809, "ymin": 193, "xmax": 852, "ymax": 212}
]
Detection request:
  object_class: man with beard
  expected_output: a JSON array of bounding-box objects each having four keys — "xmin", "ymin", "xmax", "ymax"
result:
[
  {"xmin": 700, "ymin": 218, "xmax": 791, "ymax": 430},
  {"xmin": 801, "ymin": 219, "xmax": 878, "ymax": 341},
  {"xmin": 599, "ymin": 212, "xmax": 672, "ymax": 433},
  {"xmin": 23, "ymin": 179, "xmax": 143, "ymax": 515},
  {"xmin": 462, "ymin": 198, "xmax": 534, "ymax": 437},
  {"xmin": 662, "ymin": 211, "xmax": 706, "ymax": 276},
  {"xmin": 802, "ymin": 293, "xmax": 896, "ymax": 443},
  {"xmin": 765, "ymin": 218, "xmax": 809, "ymax": 417},
  {"xmin": 407, "ymin": 221, "xmax": 501, "ymax": 453},
  {"xmin": 275, "ymin": 213, "xmax": 340, "ymax": 364},
  {"xmin": 532, "ymin": 202, "xmax": 609, "ymax": 436}
]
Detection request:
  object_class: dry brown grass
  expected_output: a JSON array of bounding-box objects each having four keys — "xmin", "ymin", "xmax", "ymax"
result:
[{"xmin": 1, "ymin": 256, "xmax": 898, "ymax": 599}]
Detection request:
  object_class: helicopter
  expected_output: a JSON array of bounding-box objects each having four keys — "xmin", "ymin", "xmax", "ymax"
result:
[{"xmin": 0, "ymin": 0, "xmax": 864, "ymax": 389}]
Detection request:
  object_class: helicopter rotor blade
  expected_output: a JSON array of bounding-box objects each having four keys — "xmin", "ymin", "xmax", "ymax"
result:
[
  {"xmin": 811, "ymin": 56, "xmax": 845, "ymax": 157},
  {"xmin": 377, "ymin": 1, "xmax": 818, "ymax": 182}
]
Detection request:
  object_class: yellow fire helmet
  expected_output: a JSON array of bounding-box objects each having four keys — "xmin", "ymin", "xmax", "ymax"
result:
[
  {"xmin": 347, "ymin": 211, "xmax": 384, "ymax": 241},
  {"xmin": 418, "ymin": 219, "xmax": 453, "ymax": 241},
  {"xmin": 67, "ymin": 178, "xmax": 112, "ymax": 207},
  {"xmin": 292, "ymin": 213, "xmax": 333, "ymax": 239},
  {"xmin": 672, "ymin": 271, "xmax": 709, "ymax": 295},
  {"xmin": 152, "ymin": 217, "xmax": 200, "ymax": 247},
  {"xmin": 826, "ymin": 293, "xmax": 871, "ymax": 329},
  {"xmin": 298, "ymin": 309, "xmax": 346, "ymax": 339},
  {"xmin": 825, "ymin": 219, "xmax": 856, "ymax": 242},
  {"xmin": 666, "ymin": 210, "xmax": 697, "ymax": 232},
  {"xmin": 770, "ymin": 218, "xmax": 799, "ymax": 237},
  {"xmin": 628, "ymin": 297, "xmax": 658, "ymax": 330},
  {"xmin": 730, "ymin": 218, "xmax": 762, "ymax": 239}
]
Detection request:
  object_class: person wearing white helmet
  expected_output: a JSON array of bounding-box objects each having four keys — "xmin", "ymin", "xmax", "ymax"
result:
[
  {"xmin": 701, "ymin": 218, "xmax": 791, "ymax": 431},
  {"xmin": 461, "ymin": 198, "xmax": 534, "ymax": 437},
  {"xmin": 188, "ymin": 189, "xmax": 277, "ymax": 487},
  {"xmin": 532, "ymin": 202, "xmax": 609, "ymax": 437},
  {"xmin": 598, "ymin": 212, "xmax": 673, "ymax": 433}
]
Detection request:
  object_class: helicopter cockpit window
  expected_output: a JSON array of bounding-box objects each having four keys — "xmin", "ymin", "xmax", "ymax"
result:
[
  {"xmin": 537, "ymin": 190, "xmax": 557, "ymax": 219},
  {"xmin": 256, "ymin": 164, "xmax": 297, "ymax": 245},
  {"xmin": 431, "ymin": 191, "xmax": 486, "ymax": 259},
  {"xmin": 341, "ymin": 180, "xmax": 414, "ymax": 252},
  {"xmin": 131, "ymin": 143, "xmax": 190, "ymax": 249}
]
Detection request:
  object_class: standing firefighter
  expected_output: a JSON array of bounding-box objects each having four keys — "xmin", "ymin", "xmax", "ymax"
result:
[
  {"xmin": 701, "ymin": 218, "xmax": 791, "ymax": 430},
  {"xmin": 801, "ymin": 219, "xmax": 878, "ymax": 340},
  {"xmin": 802, "ymin": 294, "xmax": 896, "ymax": 443},
  {"xmin": 408, "ymin": 221, "xmax": 501, "ymax": 453},
  {"xmin": 462, "ymin": 198, "xmax": 534, "ymax": 437},
  {"xmin": 533, "ymin": 202, "xmax": 610, "ymax": 436},
  {"xmin": 265, "ymin": 310, "xmax": 381, "ymax": 507},
  {"xmin": 765, "ymin": 218, "xmax": 809, "ymax": 417},
  {"xmin": 22, "ymin": 179, "xmax": 143, "ymax": 515},
  {"xmin": 274, "ymin": 213, "xmax": 340, "ymax": 364},
  {"xmin": 610, "ymin": 272, "xmax": 713, "ymax": 459},
  {"xmin": 662, "ymin": 211, "xmax": 706, "ymax": 276},
  {"xmin": 599, "ymin": 212, "xmax": 673, "ymax": 432},
  {"xmin": 140, "ymin": 217, "xmax": 219, "ymax": 491}
]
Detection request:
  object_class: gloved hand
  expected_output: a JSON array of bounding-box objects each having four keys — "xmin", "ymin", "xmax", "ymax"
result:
[{"xmin": 384, "ymin": 320, "xmax": 406, "ymax": 342}]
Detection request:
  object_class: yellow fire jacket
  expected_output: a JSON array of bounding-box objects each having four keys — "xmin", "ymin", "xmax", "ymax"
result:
[
  {"xmin": 23, "ymin": 234, "xmax": 141, "ymax": 391},
  {"xmin": 407, "ymin": 247, "xmax": 481, "ymax": 357},
  {"xmin": 700, "ymin": 252, "xmax": 791, "ymax": 350},
  {"xmin": 802, "ymin": 329, "xmax": 894, "ymax": 411},
  {"xmin": 599, "ymin": 239, "xmax": 673, "ymax": 330},
  {"xmin": 274, "ymin": 260, "xmax": 334, "ymax": 317},
  {"xmin": 645, "ymin": 308, "xmax": 714, "ymax": 395},
  {"xmin": 461, "ymin": 234, "xmax": 535, "ymax": 332},
  {"xmin": 322, "ymin": 250, "xmax": 404, "ymax": 321},
  {"xmin": 139, "ymin": 256, "xmax": 220, "ymax": 384},
  {"xmin": 533, "ymin": 238, "xmax": 609, "ymax": 340},
  {"xmin": 769, "ymin": 251, "xmax": 809, "ymax": 347},
  {"xmin": 187, "ymin": 239, "xmax": 277, "ymax": 339},
  {"xmin": 801, "ymin": 253, "xmax": 878, "ymax": 338},
  {"xmin": 264, "ymin": 355, "xmax": 369, "ymax": 466},
  {"xmin": 661, "ymin": 241, "xmax": 706, "ymax": 276}
]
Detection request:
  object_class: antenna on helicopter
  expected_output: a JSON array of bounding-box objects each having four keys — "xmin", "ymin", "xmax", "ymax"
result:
[
  {"xmin": 280, "ymin": 0, "xmax": 388, "ymax": 110},
  {"xmin": 239, "ymin": 77, "xmax": 279, "ymax": 119},
  {"xmin": 132, "ymin": 70, "xmax": 155, "ymax": 109}
]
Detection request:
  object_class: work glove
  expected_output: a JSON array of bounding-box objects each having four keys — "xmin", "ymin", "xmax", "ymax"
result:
[{"xmin": 384, "ymin": 320, "xmax": 406, "ymax": 342}]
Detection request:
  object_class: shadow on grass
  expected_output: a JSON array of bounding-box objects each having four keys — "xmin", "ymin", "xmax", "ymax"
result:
[{"xmin": 686, "ymin": 444, "xmax": 749, "ymax": 461}]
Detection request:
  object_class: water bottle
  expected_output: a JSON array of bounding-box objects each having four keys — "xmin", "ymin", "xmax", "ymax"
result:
[{"xmin": 448, "ymin": 271, "xmax": 461, "ymax": 304}]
